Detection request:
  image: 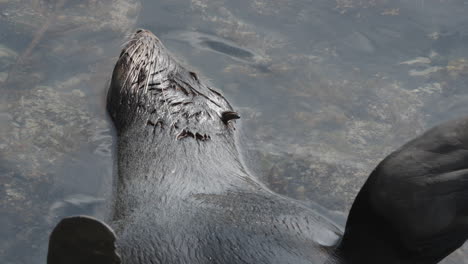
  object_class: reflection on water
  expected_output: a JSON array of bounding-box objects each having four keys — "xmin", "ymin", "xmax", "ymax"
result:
[
  {"xmin": 164, "ymin": 30, "xmax": 262, "ymax": 64},
  {"xmin": 1, "ymin": 0, "xmax": 468, "ymax": 263}
]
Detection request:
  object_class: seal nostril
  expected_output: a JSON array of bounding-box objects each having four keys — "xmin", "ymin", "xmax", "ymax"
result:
[
  {"xmin": 221, "ymin": 111, "xmax": 240, "ymax": 124},
  {"xmin": 136, "ymin": 29, "xmax": 144, "ymax": 34}
]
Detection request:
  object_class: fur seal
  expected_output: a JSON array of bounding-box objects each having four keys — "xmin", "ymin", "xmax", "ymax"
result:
[{"xmin": 47, "ymin": 29, "xmax": 468, "ymax": 264}]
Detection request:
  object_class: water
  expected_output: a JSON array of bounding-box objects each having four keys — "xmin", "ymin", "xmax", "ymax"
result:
[{"xmin": 1, "ymin": 0, "xmax": 467, "ymax": 263}]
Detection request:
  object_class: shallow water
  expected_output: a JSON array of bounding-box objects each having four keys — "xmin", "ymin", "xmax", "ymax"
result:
[{"xmin": 1, "ymin": 0, "xmax": 468, "ymax": 263}]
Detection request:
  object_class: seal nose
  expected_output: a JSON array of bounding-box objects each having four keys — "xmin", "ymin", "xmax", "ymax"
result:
[{"xmin": 133, "ymin": 29, "xmax": 159, "ymax": 42}]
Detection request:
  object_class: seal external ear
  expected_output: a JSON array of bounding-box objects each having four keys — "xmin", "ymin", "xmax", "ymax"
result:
[
  {"xmin": 47, "ymin": 216, "xmax": 121, "ymax": 264},
  {"xmin": 221, "ymin": 111, "xmax": 240, "ymax": 124}
]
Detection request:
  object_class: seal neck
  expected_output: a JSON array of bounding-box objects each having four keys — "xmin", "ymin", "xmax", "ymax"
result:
[{"xmin": 116, "ymin": 125, "xmax": 256, "ymax": 199}]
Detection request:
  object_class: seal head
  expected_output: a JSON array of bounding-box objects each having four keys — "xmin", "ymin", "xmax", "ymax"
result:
[{"xmin": 107, "ymin": 29, "xmax": 239, "ymax": 142}]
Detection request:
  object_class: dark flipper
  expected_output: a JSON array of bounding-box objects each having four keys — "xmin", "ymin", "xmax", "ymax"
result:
[
  {"xmin": 343, "ymin": 117, "xmax": 468, "ymax": 263},
  {"xmin": 47, "ymin": 216, "xmax": 121, "ymax": 264}
]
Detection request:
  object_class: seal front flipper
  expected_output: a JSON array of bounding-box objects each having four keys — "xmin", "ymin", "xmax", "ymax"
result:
[
  {"xmin": 47, "ymin": 216, "xmax": 121, "ymax": 264},
  {"xmin": 338, "ymin": 117, "xmax": 468, "ymax": 264}
]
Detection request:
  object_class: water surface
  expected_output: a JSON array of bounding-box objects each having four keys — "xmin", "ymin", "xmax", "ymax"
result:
[{"xmin": 1, "ymin": 0, "xmax": 468, "ymax": 263}]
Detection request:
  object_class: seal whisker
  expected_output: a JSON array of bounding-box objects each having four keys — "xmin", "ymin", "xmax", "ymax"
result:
[
  {"xmin": 121, "ymin": 49, "xmax": 144, "ymax": 93},
  {"xmin": 143, "ymin": 43, "xmax": 155, "ymax": 95},
  {"xmin": 127, "ymin": 42, "xmax": 144, "ymax": 61},
  {"xmin": 120, "ymin": 37, "xmax": 136, "ymax": 48},
  {"xmin": 154, "ymin": 51, "xmax": 177, "ymax": 133},
  {"xmin": 151, "ymin": 69, "xmax": 165, "ymax": 76}
]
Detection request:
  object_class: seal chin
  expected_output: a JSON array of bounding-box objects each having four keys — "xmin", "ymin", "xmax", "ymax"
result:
[{"xmin": 107, "ymin": 29, "xmax": 239, "ymax": 140}]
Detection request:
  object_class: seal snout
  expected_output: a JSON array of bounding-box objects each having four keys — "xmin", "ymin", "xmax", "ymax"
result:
[
  {"xmin": 133, "ymin": 28, "xmax": 159, "ymax": 40},
  {"xmin": 109, "ymin": 29, "xmax": 239, "ymax": 138},
  {"xmin": 120, "ymin": 29, "xmax": 162, "ymax": 59}
]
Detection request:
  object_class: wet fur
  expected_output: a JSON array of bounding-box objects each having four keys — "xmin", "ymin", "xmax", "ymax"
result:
[
  {"xmin": 105, "ymin": 30, "xmax": 468, "ymax": 264},
  {"xmin": 107, "ymin": 30, "xmax": 341, "ymax": 264}
]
